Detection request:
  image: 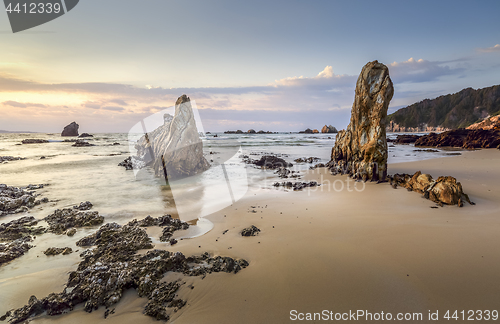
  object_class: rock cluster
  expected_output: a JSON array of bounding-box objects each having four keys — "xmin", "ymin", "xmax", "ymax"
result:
[
  {"xmin": 0, "ymin": 156, "xmax": 25, "ymax": 163},
  {"xmin": 44, "ymin": 208, "xmax": 104, "ymax": 235},
  {"xmin": 414, "ymin": 129, "xmax": 500, "ymax": 149},
  {"xmin": 2, "ymin": 221, "xmax": 248, "ymax": 323},
  {"xmin": 134, "ymin": 95, "xmax": 210, "ymax": 180},
  {"xmin": 241, "ymin": 225, "xmax": 260, "ymax": 236},
  {"xmin": 273, "ymin": 181, "xmax": 319, "ymax": 191},
  {"xmin": 0, "ymin": 239, "xmax": 33, "ymax": 267},
  {"xmin": 389, "ymin": 171, "xmax": 474, "ymax": 207},
  {"xmin": 0, "ymin": 184, "xmax": 49, "ymax": 216},
  {"xmin": 127, "ymin": 215, "xmax": 190, "ymax": 242},
  {"xmin": 21, "ymin": 139, "xmax": 48, "ymax": 144},
  {"xmin": 321, "ymin": 125, "xmax": 338, "ymax": 133},
  {"xmin": 294, "ymin": 157, "xmax": 320, "ymax": 163},
  {"xmin": 299, "ymin": 128, "xmax": 319, "ymax": 134},
  {"xmin": 327, "ymin": 61, "xmax": 394, "ymax": 181},
  {"xmin": 61, "ymin": 122, "xmax": 79, "ymax": 137},
  {"xmin": 242, "ymin": 155, "xmax": 292, "ymax": 169},
  {"xmin": 387, "ymin": 134, "xmax": 422, "ymax": 144}
]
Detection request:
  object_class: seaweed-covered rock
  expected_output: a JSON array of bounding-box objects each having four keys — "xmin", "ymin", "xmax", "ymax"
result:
[
  {"xmin": 2, "ymin": 222, "xmax": 248, "ymax": 323},
  {"xmin": 0, "ymin": 237, "xmax": 33, "ymax": 267},
  {"xmin": 44, "ymin": 209, "xmax": 104, "ymax": 234},
  {"xmin": 390, "ymin": 171, "xmax": 474, "ymax": 207},
  {"xmin": 241, "ymin": 225, "xmax": 260, "ymax": 236},
  {"xmin": 0, "ymin": 216, "xmax": 45, "ymax": 242},
  {"xmin": 44, "ymin": 247, "xmax": 73, "ymax": 256},
  {"xmin": 327, "ymin": 61, "xmax": 394, "ymax": 181},
  {"xmin": 0, "ymin": 184, "xmax": 48, "ymax": 216}
]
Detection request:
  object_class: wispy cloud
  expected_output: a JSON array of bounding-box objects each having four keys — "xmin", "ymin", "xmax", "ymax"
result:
[
  {"xmin": 389, "ymin": 58, "xmax": 465, "ymax": 83},
  {"xmin": 477, "ymin": 44, "xmax": 500, "ymax": 53},
  {"xmin": 2, "ymin": 100, "xmax": 46, "ymax": 108}
]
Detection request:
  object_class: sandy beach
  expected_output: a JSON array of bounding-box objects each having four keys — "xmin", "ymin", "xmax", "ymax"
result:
[{"xmin": 1, "ymin": 148, "xmax": 495, "ymax": 323}]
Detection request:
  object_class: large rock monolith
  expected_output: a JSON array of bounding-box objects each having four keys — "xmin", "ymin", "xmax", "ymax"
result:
[
  {"xmin": 61, "ymin": 122, "xmax": 79, "ymax": 137},
  {"xmin": 327, "ymin": 61, "xmax": 394, "ymax": 181},
  {"xmin": 135, "ymin": 95, "xmax": 210, "ymax": 180}
]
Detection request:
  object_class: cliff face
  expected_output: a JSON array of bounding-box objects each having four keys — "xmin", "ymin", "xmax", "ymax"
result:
[
  {"xmin": 327, "ymin": 61, "xmax": 394, "ymax": 181},
  {"xmin": 387, "ymin": 85, "xmax": 500, "ymax": 131}
]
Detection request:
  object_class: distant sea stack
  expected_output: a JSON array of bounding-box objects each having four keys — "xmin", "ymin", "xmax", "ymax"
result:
[
  {"xmin": 61, "ymin": 122, "xmax": 79, "ymax": 137},
  {"xmin": 321, "ymin": 125, "xmax": 338, "ymax": 133},
  {"xmin": 327, "ymin": 60, "xmax": 394, "ymax": 181},
  {"xmin": 135, "ymin": 95, "xmax": 210, "ymax": 180}
]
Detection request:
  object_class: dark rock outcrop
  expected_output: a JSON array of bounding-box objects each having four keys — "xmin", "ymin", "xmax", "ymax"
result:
[
  {"xmin": 414, "ymin": 129, "xmax": 500, "ymax": 149},
  {"xmin": 390, "ymin": 171, "xmax": 474, "ymax": 207},
  {"xmin": 2, "ymin": 222, "xmax": 248, "ymax": 323},
  {"xmin": 118, "ymin": 156, "xmax": 145, "ymax": 171},
  {"xmin": 327, "ymin": 61, "xmax": 394, "ymax": 181},
  {"xmin": 387, "ymin": 134, "xmax": 422, "ymax": 144},
  {"xmin": 241, "ymin": 225, "xmax": 260, "ymax": 236},
  {"xmin": 44, "ymin": 209, "xmax": 104, "ymax": 235},
  {"xmin": 0, "ymin": 216, "xmax": 45, "ymax": 242},
  {"xmin": 253, "ymin": 156, "xmax": 292, "ymax": 169},
  {"xmin": 247, "ymin": 129, "xmax": 256, "ymax": 134},
  {"xmin": 0, "ymin": 184, "xmax": 49, "ymax": 217},
  {"xmin": 78, "ymin": 133, "xmax": 93, "ymax": 138},
  {"xmin": 61, "ymin": 122, "xmax": 79, "ymax": 137},
  {"xmin": 0, "ymin": 238, "xmax": 33, "ymax": 267},
  {"xmin": 299, "ymin": 128, "xmax": 314, "ymax": 134},
  {"xmin": 21, "ymin": 139, "xmax": 48, "ymax": 144}
]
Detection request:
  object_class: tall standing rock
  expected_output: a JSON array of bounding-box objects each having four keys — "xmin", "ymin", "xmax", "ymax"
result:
[
  {"xmin": 327, "ymin": 61, "xmax": 394, "ymax": 181},
  {"xmin": 61, "ymin": 122, "xmax": 79, "ymax": 137},
  {"xmin": 135, "ymin": 95, "xmax": 210, "ymax": 180}
]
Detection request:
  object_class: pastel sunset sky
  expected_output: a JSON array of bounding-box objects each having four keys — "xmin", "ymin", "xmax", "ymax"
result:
[{"xmin": 1, "ymin": 0, "xmax": 499, "ymax": 132}]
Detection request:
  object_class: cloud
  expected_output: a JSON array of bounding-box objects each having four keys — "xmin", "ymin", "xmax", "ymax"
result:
[
  {"xmin": 2, "ymin": 100, "xmax": 46, "ymax": 108},
  {"xmin": 478, "ymin": 44, "xmax": 500, "ymax": 53},
  {"xmin": 388, "ymin": 57, "xmax": 464, "ymax": 83},
  {"xmin": 272, "ymin": 65, "xmax": 356, "ymax": 90},
  {"xmin": 82, "ymin": 101, "xmax": 101, "ymax": 109},
  {"xmin": 102, "ymin": 106, "xmax": 125, "ymax": 112}
]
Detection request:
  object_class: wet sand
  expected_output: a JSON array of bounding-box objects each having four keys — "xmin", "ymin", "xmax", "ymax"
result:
[{"xmin": 3, "ymin": 149, "xmax": 500, "ymax": 323}]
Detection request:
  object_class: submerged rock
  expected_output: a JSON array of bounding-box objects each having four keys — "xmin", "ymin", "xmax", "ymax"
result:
[
  {"xmin": 135, "ymin": 95, "xmax": 210, "ymax": 180},
  {"xmin": 78, "ymin": 133, "xmax": 93, "ymax": 138},
  {"xmin": 253, "ymin": 155, "xmax": 292, "ymax": 169},
  {"xmin": 72, "ymin": 140, "xmax": 94, "ymax": 147},
  {"xmin": 387, "ymin": 134, "xmax": 421, "ymax": 144},
  {"xmin": 0, "ymin": 156, "xmax": 25, "ymax": 163},
  {"xmin": 21, "ymin": 139, "xmax": 48, "ymax": 144},
  {"xmin": 327, "ymin": 61, "xmax": 394, "ymax": 181},
  {"xmin": 44, "ymin": 209, "xmax": 104, "ymax": 235},
  {"xmin": 241, "ymin": 225, "xmax": 260, "ymax": 236},
  {"xmin": 390, "ymin": 171, "xmax": 474, "ymax": 207},
  {"xmin": 61, "ymin": 122, "xmax": 79, "ymax": 137},
  {"xmin": 44, "ymin": 247, "xmax": 73, "ymax": 256}
]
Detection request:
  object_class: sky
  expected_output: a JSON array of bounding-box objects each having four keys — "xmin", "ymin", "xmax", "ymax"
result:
[{"xmin": 0, "ymin": 0, "xmax": 499, "ymax": 133}]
